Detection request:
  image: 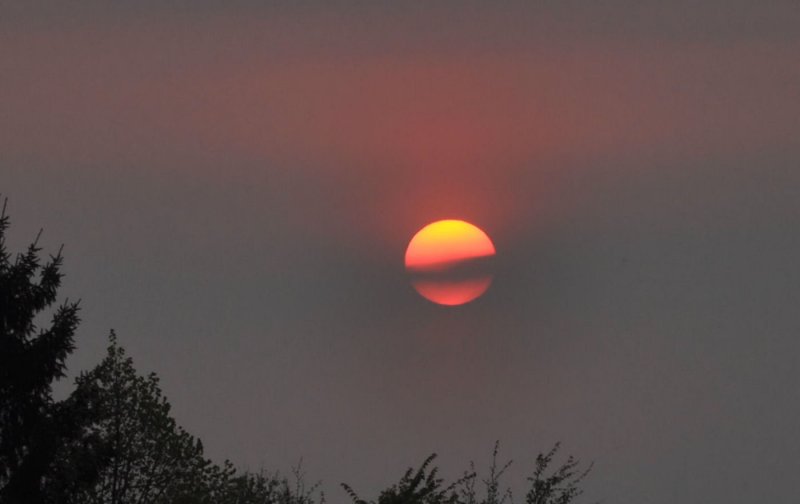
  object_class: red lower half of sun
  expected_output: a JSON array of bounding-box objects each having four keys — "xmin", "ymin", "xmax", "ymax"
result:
[
  {"xmin": 410, "ymin": 277, "xmax": 494, "ymax": 306},
  {"xmin": 405, "ymin": 220, "xmax": 495, "ymax": 306}
]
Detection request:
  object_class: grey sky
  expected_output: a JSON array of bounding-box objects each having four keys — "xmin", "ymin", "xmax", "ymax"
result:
[{"xmin": 2, "ymin": 3, "xmax": 800, "ymax": 503}]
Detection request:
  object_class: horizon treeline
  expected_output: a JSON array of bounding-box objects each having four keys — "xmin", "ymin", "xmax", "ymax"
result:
[{"xmin": 0, "ymin": 201, "xmax": 593, "ymax": 504}]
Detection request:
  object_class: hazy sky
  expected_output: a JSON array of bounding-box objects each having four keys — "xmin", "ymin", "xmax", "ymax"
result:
[{"xmin": 3, "ymin": 3, "xmax": 800, "ymax": 503}]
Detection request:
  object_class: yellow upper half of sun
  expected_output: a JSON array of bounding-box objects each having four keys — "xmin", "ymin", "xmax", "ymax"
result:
[{"xmin": 405, "ymin": 220, "xmax": 495, "ymax": 269}]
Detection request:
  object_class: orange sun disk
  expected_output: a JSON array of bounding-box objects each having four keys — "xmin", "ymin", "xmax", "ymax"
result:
[{"xmin": 405, "ymin": 220, "xmax": 495, "ymax": 306}]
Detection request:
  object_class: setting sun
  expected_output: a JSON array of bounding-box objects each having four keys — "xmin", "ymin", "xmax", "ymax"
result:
[{"xmin": 405, "ymin": 220, "xmax": 496, "ymax": 306}]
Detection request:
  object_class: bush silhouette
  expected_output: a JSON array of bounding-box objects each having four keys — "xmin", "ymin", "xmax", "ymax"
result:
[{"xmin": 343, "ymin": 442, "xmax": 592, "ymax": 504}]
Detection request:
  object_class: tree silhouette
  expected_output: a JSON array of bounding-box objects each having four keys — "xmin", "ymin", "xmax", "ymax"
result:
[
  {"xmin": 458, "ymin": 442, "xmax": 512, "ymax": 504},
  {"xmin": 61, "ymin": 332, "xmax": 324, "ymax": 504},
  {"xmin": 343, "ymin": 443, "xmax": 592, "ymax": 504},
  {"xmin": 0, "ymin": 201, "xmax": 88, "ymax": 503},
  {"xmin": 343, "ymin": 454, "xmax": 462, "ymax": 504},
  {"xmin": 218, "ymin": 465, "xmax": 323, "ymax": 504},
  {"xmin": 63, "ymin": 332, "xmax": 233, "ymax": 503},
  {"xmin": 525, "ymin": 443, "xmax": 592, "ymax": 504}
]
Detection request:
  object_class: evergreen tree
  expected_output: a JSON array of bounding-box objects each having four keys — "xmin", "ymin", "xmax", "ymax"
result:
[{"xmin": 0, "ymin": 201, "xmax": 86, "ymax": 503}]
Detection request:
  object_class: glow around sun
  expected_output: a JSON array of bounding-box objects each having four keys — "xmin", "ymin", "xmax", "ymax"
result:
[{"xmin": 404, "ymin": 220, "xmax": 496, "ymax": 306}]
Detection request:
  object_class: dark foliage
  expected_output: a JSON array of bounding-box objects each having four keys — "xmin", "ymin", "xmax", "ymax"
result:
[
  {"xmin": 343, "ymin": 454, "xmax": 461, "ymax": 504},
  {"xmin": 59, "ymin": 333, "xmax": 232, "ymax": 503},
  {"xmin": 219, "ymin": 464, "xmax": 323, "ymax": 504},
  {"xmin": 457, "ymin": 442, "xmax": 513, "ymax": 504},
  {"xmin": 0, "ymin": 200, "xmax": 90, "ymax": 503},
  {"xmin": 343, "ymin": 443, "xmax": 592, "ymax": 504},
  {"xmin": 525, "ymin": 443, "xmax": 593, "ymax": 504},
  {"xmin": 59, "ymin": 332, "xmax": 323, "ymax": 504}
]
